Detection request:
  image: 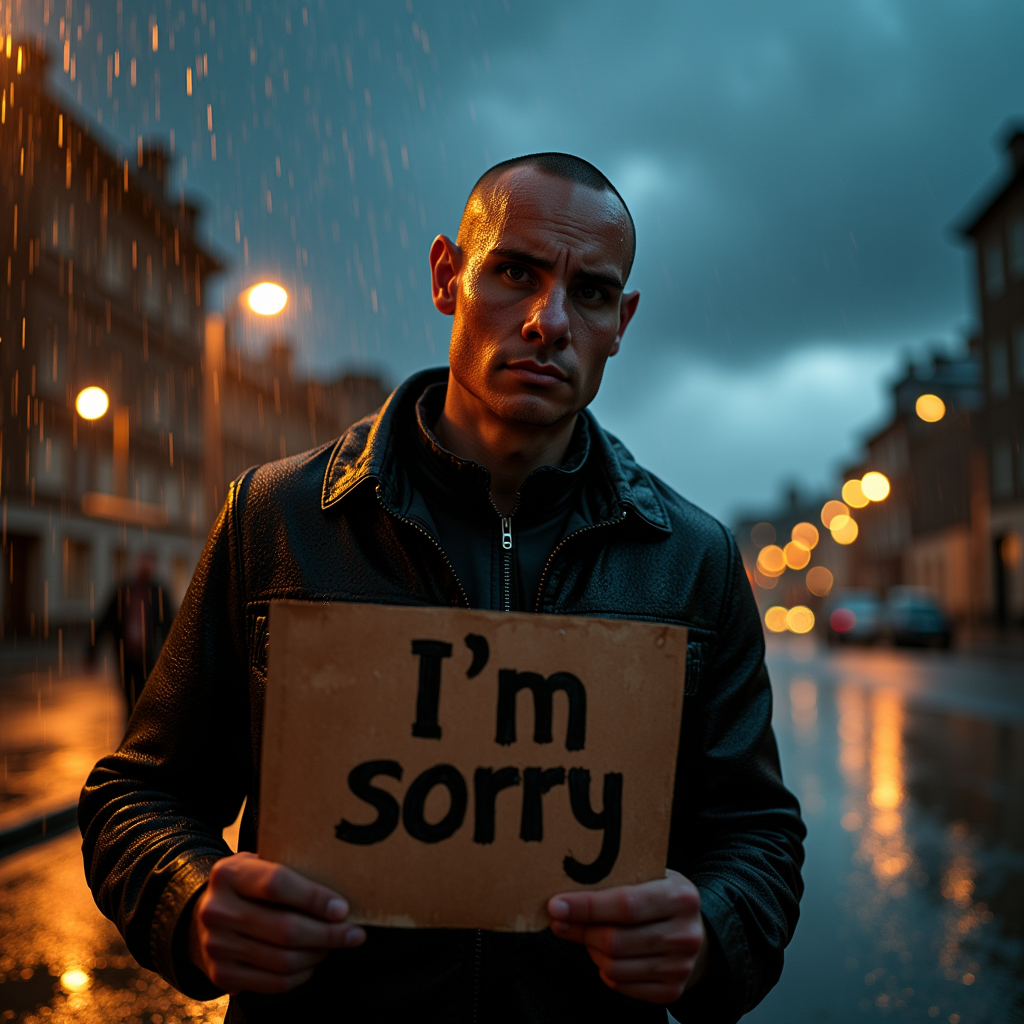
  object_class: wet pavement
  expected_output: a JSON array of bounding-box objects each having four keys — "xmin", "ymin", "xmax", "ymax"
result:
[
  {"xmin": 746, "ymin": 639, "xmax": 1024, "ymax": 1024},
  {"xmin": 1, "ymin": 644, "xmax": 1022, "ymax": 1023}
]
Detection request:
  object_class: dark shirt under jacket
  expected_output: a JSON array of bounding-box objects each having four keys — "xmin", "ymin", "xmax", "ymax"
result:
[{"xmin": 406, "ymin": 381, "xmax": 595, "ymax": 613}]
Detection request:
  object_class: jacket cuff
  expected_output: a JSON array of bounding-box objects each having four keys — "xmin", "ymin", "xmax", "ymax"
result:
[
  {"xmin": 668, "ymin": 886, "xmax": 747, "ymax": 1024},
  {"xmin": 149, "ymin": 854, "xmax": 225, "ymax": 1000}
]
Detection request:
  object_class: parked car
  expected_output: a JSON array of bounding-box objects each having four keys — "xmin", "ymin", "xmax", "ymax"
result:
[
  {"xmin": 884, "ymin": 587, "xmax": 953, "ymax": 649},
  {"xmin": 825, "ymin": 589, "xmax": 882, "ymax": 644}
]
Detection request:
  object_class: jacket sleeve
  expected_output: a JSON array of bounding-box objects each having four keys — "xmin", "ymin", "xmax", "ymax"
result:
[
  {"xmin": 667, "ymin": 527, "xmax": 806, "ymax": 1023},
  {"xmin": 78, "ymin": 478, "xmax": 253, "ymax": 999}
]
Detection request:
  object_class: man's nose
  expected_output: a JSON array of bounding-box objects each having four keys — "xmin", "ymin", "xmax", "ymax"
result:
[{"xmin": 522, "ymin": 284, "xmax": 571, "ymax": 348}]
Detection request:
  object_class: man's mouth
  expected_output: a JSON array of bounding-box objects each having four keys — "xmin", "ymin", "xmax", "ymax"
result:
[{"xmin": 503, "ymin": 360, "xmax": 570, "ymax": 384}]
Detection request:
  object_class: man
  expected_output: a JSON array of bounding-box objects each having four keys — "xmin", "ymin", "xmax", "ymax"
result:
[
  {"xmin": 80, "ymin": 153, "xmax": 805, "ymax": 1023},
  {"xmin": 89, "ymin": 551, "xmax": 175, "ymax": 712}
]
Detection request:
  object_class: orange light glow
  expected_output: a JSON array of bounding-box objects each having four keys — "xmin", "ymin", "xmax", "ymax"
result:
[
  {"xmin": 75, "ymin": 386, "xmax": 110, "ymax": 420},
  {"xmin": 783, "ymin": 541, "xmax": 811, "ymax": 570},
  {"xmin": 841, "ymin": 478, "xmax": 869, "ymax": 508},
  {"xmin": 247, "ymin": 281, "xmax": 289, "ymax": 315},
  {"xmin": 806, "ymin": 565, "xmax": 834, "ymax": 596},
  {"xmin": 861, "ymin": 471, "xmax": 890, "ymax": 502},
  {"xmin": 786, "ymin": 605, "xmax": 815, "ymax": 634},
  {"xmin": 916, "ymin": 393, "xmax": 946, "ymax": 422},
  {"xmin": 1000, "ymin": 531, "xmax": 1022, "ymax": 568},
  {"xmin": 791, "ymin": 521, "xmax": 819, "ymax": 550},
  {"xmin": 831, "ymin": 515, "xmax": 859, "ymax": 545},
  {"xmin": 60, "ymin": 968, "xmax": 91, "ymax": 993},
  {"xmin": 765, "ymin": 606, "xmax": 789, "ymax": 633},
  {"xmin": 757, "ymin": 544, "xmax": 786, "ymax": 577},
  {"xmin": 821, "ymin": 500, "xmax": 848, "ymax": 530}
]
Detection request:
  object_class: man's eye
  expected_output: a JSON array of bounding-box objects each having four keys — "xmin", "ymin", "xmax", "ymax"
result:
[
  {"xmin": 577, "ymin": 286, "xmax": 604, "ymax": 301},
  {"xmin": 504, "ymin": 266, "xmax": 527, "ymax": 282}
]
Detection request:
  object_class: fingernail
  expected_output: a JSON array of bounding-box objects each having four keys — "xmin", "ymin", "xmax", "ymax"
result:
[
  {"xmin": 326, "ymin": 898, "xmax": 348, "ymax": 920},
  {"xmin": 345, "ymin": 927, "xmax": 366, "ymax": 947},
  {"xmin": 549, "ymin": 898, "xmax": 570, "ymax": 919}
]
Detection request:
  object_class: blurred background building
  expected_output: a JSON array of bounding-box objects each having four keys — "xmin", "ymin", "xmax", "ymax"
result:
[
  {"xmin": 0, "ymin": 41, "xmax": 386, "ymax": 659},
  {"xmin": 735, "ymin": 130, "xmax": 1024, "ymax": 638}
]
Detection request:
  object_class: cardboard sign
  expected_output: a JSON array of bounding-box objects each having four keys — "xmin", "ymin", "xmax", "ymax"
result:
[{"xmin": 258, "ymin": 601, "xmax": 686, "ymax": 931}]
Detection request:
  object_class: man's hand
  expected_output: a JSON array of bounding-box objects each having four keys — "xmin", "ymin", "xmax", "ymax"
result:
[
  {"xmin": 189, "ymin": 852, "xmax": 365, "ymax": 994},
  {"xmin": 547, "ymin": 869, "xmax": 707, "ymax": 1004}
]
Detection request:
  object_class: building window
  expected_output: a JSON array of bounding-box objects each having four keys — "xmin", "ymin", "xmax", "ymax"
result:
[
  {"xmin": 984, "ymin": 241, "xmax": 1005, "ymax": 297},
  {"xmin": 989, "ymin": 338, "xmax": 1010, "ymax": 399},
  {"xmin": 1010, "ymin": 216, "xmax": 1024, "ymax": 279},
  {"xmin": 62, "ymin": 538, "xmax": 91, "ymax": 600},
  {"xmin": 1015, "ymin": 327, "xmax": 1024, "ymax": 387},
  {"xmin": 991, "ymin": 440, "xmax": 1014, "ymax": 499}
]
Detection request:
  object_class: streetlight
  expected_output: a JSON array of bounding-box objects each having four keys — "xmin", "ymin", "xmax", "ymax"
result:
[
  {"xmin": 75, "ymin": 386, "xmax": 110, "ymax": 420},
  {"xmin": 246, "ymin": 281, "xmax": 289, "ymax": 316},
  {"xmin": 204, "ymin": 281, "xmax": 289, "ymax": 520}
]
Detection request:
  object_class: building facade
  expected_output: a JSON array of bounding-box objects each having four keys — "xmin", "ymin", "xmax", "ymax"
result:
[
  {"xmin": 960, "ymin": 130, "xmax": 1024, "ymax": 625},
  {"xmin": 0, "ymin": 42, "xmax": 218, "ymax": 647}
]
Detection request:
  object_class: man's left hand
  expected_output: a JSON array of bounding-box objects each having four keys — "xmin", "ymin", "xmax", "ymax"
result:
[{"xmin": 547, "ymin": 869, "xmax": 707, "ymax": 1004}]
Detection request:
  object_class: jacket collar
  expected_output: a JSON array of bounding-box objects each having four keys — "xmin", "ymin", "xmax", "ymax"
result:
[{"xmin": 321, "ymin": 367, "xmax": 671, "ymax": 534}]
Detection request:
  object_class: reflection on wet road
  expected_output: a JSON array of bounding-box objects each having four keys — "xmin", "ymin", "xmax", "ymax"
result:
[
  {"xmin": 1, "ymin": 646, "xmax": 1021, "ymax": 1023},
  {"xmin": 747, "ymin": 641, "xmax": 1024, "ymax": 1023},
  {"xmin": 0, "ymin": 834, "xmax": 229, "ymax": 1022}
]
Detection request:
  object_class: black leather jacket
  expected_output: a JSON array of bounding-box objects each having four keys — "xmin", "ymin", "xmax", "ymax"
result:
[{"xmin": 79, "ymin": 368, "xmax": 805, "ymax": 1024}]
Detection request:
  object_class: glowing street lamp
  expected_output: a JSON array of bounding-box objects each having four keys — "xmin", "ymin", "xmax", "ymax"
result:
[
  {"xmin": 915, "ymin": 393, "xmax": 945, "ymax": 422},
  {"xmin": 75, "ymin": 386, "xmax": 110, "ymax": 420},
  {"xmin": 246, "ymin": 281, "xmax": 289, "ymax": 316},
  {"xmin": 861, "ymin": 471, "xmax": 891, "ymax": 502}
]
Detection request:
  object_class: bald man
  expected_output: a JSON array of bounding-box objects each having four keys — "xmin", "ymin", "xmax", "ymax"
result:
[{"xmin": 80, "ymin": 153, "xmax": 805, "ymax": 1024}]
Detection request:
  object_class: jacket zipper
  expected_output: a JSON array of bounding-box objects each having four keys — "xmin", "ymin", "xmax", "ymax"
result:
[
  {"xmin": 375, "ymin": 490, "xmax": 471, "ymax": 607},
  {"xmin": 500, "ymin": 516, "xmax": 513, "ymax": 613},
  {"xmin": 532, "ymin": 509, "xmax": 628, "ymax": 612}
]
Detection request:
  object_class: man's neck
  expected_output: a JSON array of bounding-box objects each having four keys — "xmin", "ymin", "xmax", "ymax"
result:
[{"xmin": 433, "ymin": 373, "xmax": 577, "ymax": 516}]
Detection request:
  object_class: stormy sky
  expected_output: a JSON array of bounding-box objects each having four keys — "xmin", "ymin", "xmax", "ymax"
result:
[{"xmin": 29, "ymin": 0, "xmax": 1024, "ymax": 520}]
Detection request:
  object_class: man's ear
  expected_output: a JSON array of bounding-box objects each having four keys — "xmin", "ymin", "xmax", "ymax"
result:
[
  {"xmin": 609, "ymin": 290, "xmax": 640, "ymax": 358},
  {"xmin": 430, "ymin": 235, "xmax": 462, "ymax": 316}
]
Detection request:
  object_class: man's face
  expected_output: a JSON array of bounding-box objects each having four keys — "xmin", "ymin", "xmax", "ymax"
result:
[{"xmin": 436, "ymin": 167, "xmax": 638, "ymax": 427}]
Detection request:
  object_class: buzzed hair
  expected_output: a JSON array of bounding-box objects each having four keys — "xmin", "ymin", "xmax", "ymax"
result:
[{"xmin": 463, "ymin": 152, "xmax": 636, "ymax": 276}]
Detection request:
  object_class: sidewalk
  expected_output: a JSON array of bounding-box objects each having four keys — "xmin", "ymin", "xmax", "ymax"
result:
[{"xmin": 0, "ymin": 666, "xmax": 126, "ymax": 857}]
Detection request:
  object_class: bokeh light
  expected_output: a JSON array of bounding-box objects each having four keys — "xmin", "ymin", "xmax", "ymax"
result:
[
  {"xmin": 751, "ymin": 521, "xmax": 776, "ymax": 547},
  {"xmin": 74, "ymin": 386, "xmax": 110, "ymax": 420},
  {"xmin": 786, "ymin": 605, "xmax": 815, "ymax": 634},
  {"xmin": 791, "ymin": 522, "xmax": 819, "ymax": 550},
  {"xmin": 784, "ymin": 541, "xmax": 811, "ymax": 570},
  {"xmin": 831, "ymin": 515, "xmax": 860, "ymax": 545},
  {"xmin": 757, "ymin": 544, "xmax": 787, "ymax": 576},
  {"xmin": 806, "ymin": 565, "xmax": 834, "ymax": 596},
  {"xmin": 830, "ymin": 607, "xmax": 856, "ymax": 632},
  {"xmin": 841, "ymin": 478, "xmax": 869, "ymax": 508},
  {"xmin": 60, "ymin": 968, "xmax": 92, "ymax": 993},
  {"xmin": 821, "ymin": 500, "xmax": 848, "ymax": 530},
  {"xmin": 754, "ymin": 569, "xmax": 778, "ymax": 589},
  {"xmin": 916, "ymin": 393, "xmax": 946, "ymax": 422},
  {"xmin": 861, "ymin": 471, "xmax": 891, "ymax": 501},
  {"xmin": 765, "ymin": 606, "xmax": 789, "ymax": 633},
  {"xmin": 246, "ymin": 282, "xmax": 289, "ymax": 316}
]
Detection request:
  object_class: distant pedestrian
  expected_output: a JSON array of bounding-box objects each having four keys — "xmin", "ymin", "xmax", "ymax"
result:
[{"xmin": 90, "ymin": 553, "xmax": 175, "ymax": 713}]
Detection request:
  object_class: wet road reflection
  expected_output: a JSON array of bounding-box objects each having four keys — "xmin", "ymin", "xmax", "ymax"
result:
[
  {"xmin": 747, "ymin": 641, "xmax": 1024, "ymax": 1023},
  {"xmin": 0, "ymin": 833, "xmax": 229, "ymax": 1023}
]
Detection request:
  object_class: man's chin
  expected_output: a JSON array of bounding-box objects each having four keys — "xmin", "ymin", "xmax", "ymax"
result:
[{"xmin": 488, "ymin": 391, "xmax": 577, "ymax": 428}]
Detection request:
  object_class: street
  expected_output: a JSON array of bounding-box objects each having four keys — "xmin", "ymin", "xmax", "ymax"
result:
[{"xmin": 1, "ymin": 643, "xmax": 1022, "ymax": 1023}]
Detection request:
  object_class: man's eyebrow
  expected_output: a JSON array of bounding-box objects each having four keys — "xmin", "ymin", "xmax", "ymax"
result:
[{"xmin": 489, "ymin": 247, "xmax": 625, "ymax": 291}]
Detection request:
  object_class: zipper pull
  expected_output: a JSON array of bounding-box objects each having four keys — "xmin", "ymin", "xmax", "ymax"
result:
[{"xmin": 501, "ymin": 517, "xmax": 513, "ymax": 551}]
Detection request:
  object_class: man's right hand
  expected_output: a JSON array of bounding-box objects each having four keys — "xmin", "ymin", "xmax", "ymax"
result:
[{"xmin": 189, "ymin": 851, "xmax": 366, "ymax": 994}]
